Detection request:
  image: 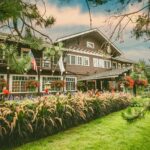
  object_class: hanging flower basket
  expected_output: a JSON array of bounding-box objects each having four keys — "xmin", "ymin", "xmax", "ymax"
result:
[
  {"xmin": 124, "ymin": 76, "xmax": 134, "ymax": 89},
  {"xmin": 26, "ymin": 80, "xmax": 39, "ymax": 92},
  {"xmin": 51, "ymin": 80, "xmax": 65, "ymax": 88}
]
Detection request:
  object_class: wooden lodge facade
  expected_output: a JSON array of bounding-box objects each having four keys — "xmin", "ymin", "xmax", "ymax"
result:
[{"xmin": 0, "ymin": 28, "xmax": 134, "ymax": 97}]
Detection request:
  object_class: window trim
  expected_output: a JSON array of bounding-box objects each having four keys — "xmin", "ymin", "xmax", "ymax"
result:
[
  {"xmin": 67, "ymin": 54, "xmax": 89, "ymax": 66},
  {"xmin": 10, "ymin": 74, "xmax": 38, "ymax": 93},
  {"xmin": 65, "ymin": 76, "xmax": 77, "ymax": 91},
  {"xmin": 93, "ymin": 58, "xmax": 105, "ymax": 68}
]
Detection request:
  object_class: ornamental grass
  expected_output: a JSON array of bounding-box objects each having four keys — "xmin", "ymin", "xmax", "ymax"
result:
[{"xmin": 0, "ymin": 92, "xmax": 132, "ymax": 147}]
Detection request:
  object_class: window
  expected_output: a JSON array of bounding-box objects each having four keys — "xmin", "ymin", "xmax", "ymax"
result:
[
  {"xmin": 66, "ymin": 77, "xmax": 76, "ymax": 91},
  {"xmin": 104, "ymin": 60, "xmax": 111, "ymax": 68},
  {"xmin": 118, "ymin": 63, "xmax": 121, "ymax": 69},
  {"xmin": 71, "ymin": 55, "xmax": 76, "ymax": 65},
  {"xmin": 87, "ymin": 41, "xmax": 95, "ymax": 49},
  {"xmin": 93, "ymin": 58, "xmax": 104, "ymax": 68},
  {"xmin": 11, "ymin": 76, "xmax": 36, "ymax": 92},
  {"xmin": 83, "ymin": 57, "xmax": 89, "ymax": 66},
  {"xmin": 66, "ymin": 54, "xmax": 89, "ymax": 66},
  {"xmin": 66, "ymin": 55, "xmax": 70, "ymax": 64},
  {"xmin": 112, "ymin": 62, "xmax": 117, "ymax": 69},
  {"xmin": 77, "ymin": 56, "xmax": 82, "ymax": 65},
  {"xmin": 42, "ymin": 76, "xmax": 61, "ymax": 92}
]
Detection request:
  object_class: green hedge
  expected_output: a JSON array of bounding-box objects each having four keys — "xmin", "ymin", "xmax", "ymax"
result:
[{"xmin": 0, "ymin": 92, "xmax": 132, "ymax": 147}]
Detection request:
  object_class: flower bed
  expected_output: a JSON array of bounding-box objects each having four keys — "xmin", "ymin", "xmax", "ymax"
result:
[{"xmin": 0, "ymin": 92, "xmax": 132, "ymax": 146}]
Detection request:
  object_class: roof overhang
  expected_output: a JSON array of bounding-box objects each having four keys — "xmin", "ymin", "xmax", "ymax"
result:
[{"xmin": 78, "ymin": 66, "xmax": 132, "ymax": 81}]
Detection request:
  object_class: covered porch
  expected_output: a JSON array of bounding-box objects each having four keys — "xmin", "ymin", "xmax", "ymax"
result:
[{"xmin": 78, "ymin": 67, "xmax": 132, "ymax": 92}]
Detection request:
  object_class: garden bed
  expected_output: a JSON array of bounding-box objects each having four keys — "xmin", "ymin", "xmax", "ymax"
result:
[{"xmin": 0, "ymin": 92, "xmax": 132, "ymax": 147}]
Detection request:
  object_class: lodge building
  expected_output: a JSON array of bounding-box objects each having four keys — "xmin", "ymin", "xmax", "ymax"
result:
[{"xmin": 0, "ymin": 28, "xmax": 134, "ymax": 97}]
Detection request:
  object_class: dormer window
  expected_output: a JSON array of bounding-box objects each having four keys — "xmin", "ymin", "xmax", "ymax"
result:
[{"xmin": 87, "ymin": 41, "xmax": 94, "ymax": 49}]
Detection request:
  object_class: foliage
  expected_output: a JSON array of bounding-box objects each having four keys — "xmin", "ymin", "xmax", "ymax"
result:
[
  {"xmin": 77, "ymin": 81, "xmax": 87, "ymax": 91},
  {"xmin": 0, "ymin": 92, "xmax": 132, "ymax": 146},
  {"xmin": 122, "ymin": 97, "xmax": 150, "ymax": 122},
  {"xmin": 0, "ymin": 0, "xmax": 55, "ymax": 42},
  {"xmin": 0, "ymin": 43, "xmax": 31, "ymax": 73},
  {"xmin": 124, "ymin": 76, "xmax": 135, "ymax": 89},
  {"xmin": 8, "ymin": 107, "xmax": 150, "ymax": 150},
  {"xmin": 122, "ymin": 107, "xmax": 145, "ymax": 122}
]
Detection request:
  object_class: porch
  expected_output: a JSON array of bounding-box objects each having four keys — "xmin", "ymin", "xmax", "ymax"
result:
[{"xmin": 78, "ymin": 67, "xmax": 132, "ymax": 91}]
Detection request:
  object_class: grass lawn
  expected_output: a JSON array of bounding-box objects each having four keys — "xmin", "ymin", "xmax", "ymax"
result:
[{"xmin": 9, "ymin": 108, "xmax": 150, "ymax": 150}]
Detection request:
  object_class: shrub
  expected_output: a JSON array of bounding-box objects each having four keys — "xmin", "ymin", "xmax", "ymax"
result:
[
  {"xmin": 122, "ymin": 107, "xmax": 145, "ymax": 122},
  {"xmin": 0, "ymin": 92, "xmax": 132, "ymax": 146}
]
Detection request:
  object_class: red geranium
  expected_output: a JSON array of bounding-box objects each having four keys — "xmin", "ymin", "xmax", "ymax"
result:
[
  {"xmin": 124, "ymin": 76, "xmax": 134, "ymax": 89},
  {"xmin": 3, "ymin": 89, "xmax": 10, "ymax": 95}
]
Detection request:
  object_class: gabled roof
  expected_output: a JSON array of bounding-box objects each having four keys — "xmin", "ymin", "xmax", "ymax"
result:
[
  {"xmin": 56, "ymin": 28, "xmax": 122, "ymax": 55},
  {"xmin": 78, "ymin": 66, "xmax": 132, "ymax": 81}
]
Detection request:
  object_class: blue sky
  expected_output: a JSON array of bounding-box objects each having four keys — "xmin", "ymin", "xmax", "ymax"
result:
[{"xmin": 40, "ymin": 0, "xmax": 150, "ymax": 63}]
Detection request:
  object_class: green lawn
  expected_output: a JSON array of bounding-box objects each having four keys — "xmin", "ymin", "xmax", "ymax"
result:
[{"xmin": 10, "ymin": 109, "xmax": 150, "ymax": 150}]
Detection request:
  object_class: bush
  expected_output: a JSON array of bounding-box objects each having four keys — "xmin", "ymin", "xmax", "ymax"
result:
[
  {"xmin": 0, "ymin": 92, "xmax": 132, "ymax": 146},
  {"xmin": 122, "ymin": 107, "xmax": 145, "ymax": 122}
]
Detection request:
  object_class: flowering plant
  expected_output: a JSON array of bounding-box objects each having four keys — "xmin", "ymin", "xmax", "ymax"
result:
[
  {"xmin": 51, "ymin": 80, "xmax": 65, "ymax": 88},
  {"xmin": 26, "ymin": 80, "xmax": 39, "ymax": 89},
  {"xmin": 135, "ymin": 79, "xmax": 148, "ymax": 87},
  {"xmin": 124, "ymin": 76, "xmax": 134, "ymax": 89}
]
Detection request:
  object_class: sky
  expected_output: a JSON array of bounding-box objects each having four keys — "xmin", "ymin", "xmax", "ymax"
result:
[{"xmin": 37, "ymin": 0, "xmax": 150, "ymax": 63}]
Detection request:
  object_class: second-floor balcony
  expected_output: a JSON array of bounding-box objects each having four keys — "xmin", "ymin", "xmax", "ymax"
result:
[{"xmin": 0, "ymin": 56, "xmax": 59, "ymax": 71}]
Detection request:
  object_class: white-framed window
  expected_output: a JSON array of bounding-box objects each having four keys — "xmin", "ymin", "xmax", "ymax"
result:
[
  {"xmin": 77, "ymin": 56, "xmax": 82, "ymax": 65},
  {"xmin": 112, "ymin": 62, "xmax": 117, "ymax": 69},
  {"xmin": 10, "ymin": 75, "xmax": 37, "ymax": 93},
  {"xmin": 66, "ymin": 54, "xmax": 89, "ymax": 66},
  {"xmin": 71, "ymin": 55, "xmax": 76, "ymax": 65},
  {"xmin": 93, "ymin": 58, "xmax": 104, "ymax": 68},
  {"xmin": 87, "ymin": 41, "xmax": 95, "ymax": 49},
  {"xmin": 118, "ymin": 63, "xmax": 121, "ymax": 69},
  {"xmin": 65, "ymin": 77, "xmax": 76, "ymax": 91},
  {"xmin": 41, "ymin": 76, "xmax": 62, "ymax": 92},
  {"xmin": 83, "ymin": 57, "xmax": 89, "ymax": 66},
  {"xmin": 104, "ymin": 60, "xmax": 111, "ymax": 68}
]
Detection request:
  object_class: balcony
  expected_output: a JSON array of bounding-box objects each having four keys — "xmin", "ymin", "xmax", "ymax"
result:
[{"xmin": 0, "ymin": 57, "xmax": 58, "ymax": 70}]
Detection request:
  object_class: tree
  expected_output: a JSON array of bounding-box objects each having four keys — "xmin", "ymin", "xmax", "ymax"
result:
[
  {"xmin": 0, "ymin": 0, "xmax": 56, "ymax": 73},
  {"xmin": 0, "ymin": 0, "xmax": 55, "ymax": 44},
  {"xmin": 81, "ymin": 0, "xmax": 150, "ymax": 41}
]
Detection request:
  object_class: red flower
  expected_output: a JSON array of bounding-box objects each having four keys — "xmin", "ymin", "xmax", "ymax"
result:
[{"xmin": 3, "ymin": 89, "xmax": 10, "ymax": 95}]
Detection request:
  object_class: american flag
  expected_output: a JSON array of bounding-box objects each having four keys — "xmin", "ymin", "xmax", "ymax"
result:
[{"xmin": 29, "ymin": 50, "xmax": 38, "ymax": 72}]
